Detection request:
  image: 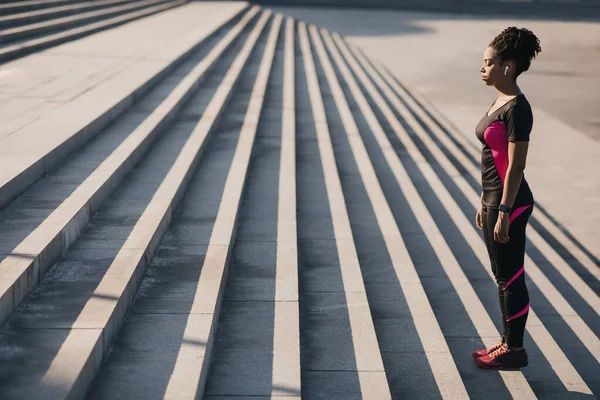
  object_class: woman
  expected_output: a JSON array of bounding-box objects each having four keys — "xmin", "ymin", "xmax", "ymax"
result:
[{"xmin": 472, "ymin": 27, "xmax": 541, "ymax": 369}]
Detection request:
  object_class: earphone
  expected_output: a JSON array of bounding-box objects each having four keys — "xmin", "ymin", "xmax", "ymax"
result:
[{"xmin": 504, "ymin": 66, "xmax": 509, "ymax": 76}]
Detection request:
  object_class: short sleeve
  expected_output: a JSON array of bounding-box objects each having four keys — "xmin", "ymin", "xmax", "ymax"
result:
[{"xmin": 504, "ymin": 102, "xmax": 533, "ymax": 142}]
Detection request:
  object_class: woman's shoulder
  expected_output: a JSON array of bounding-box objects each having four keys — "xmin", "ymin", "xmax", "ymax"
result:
[
  {"xmin": 503, "ymin": 94, "xmax": 533, "ymax": 119},
  {"xmin": 502, "ymin": 95, "xmax": 534, "ymax": 141}
]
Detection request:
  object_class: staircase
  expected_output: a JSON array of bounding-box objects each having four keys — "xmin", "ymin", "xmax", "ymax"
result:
[
  {"xmin": 0, "ymin": 0, "xmax": 187, "ymax": 63},
  {"xmin": 0, "ymin": 2, "xmax": 599, "ymax": 399}
]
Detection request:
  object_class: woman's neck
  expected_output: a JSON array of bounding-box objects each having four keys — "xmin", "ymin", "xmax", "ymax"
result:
[{"xmin": 495, "ymin": 83, "xmax": 522, "ymax": 99}]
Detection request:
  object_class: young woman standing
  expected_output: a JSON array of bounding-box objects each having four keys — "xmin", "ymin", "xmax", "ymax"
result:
[{"xmin": 472, "ymin": 27, "xmax": 541, "ymax": 369}]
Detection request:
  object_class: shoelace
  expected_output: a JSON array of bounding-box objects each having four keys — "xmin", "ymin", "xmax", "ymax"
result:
[
  {"xmin": 488, "ymin": 345, "xmax": 510, "ymax": 359},
  {"xmin": 486, "ymin": 342, "xmax": 504, "ymax": 354}
]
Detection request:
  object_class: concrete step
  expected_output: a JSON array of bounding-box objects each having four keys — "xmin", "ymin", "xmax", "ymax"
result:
[
  {"xmin": 306, "ymin": 22, "xmax": 468, "ymax": 398},
  {"xmin": 0, "ymin": 0, "xmax": 186, "ymax": 64},
  {"xmin": 292, "ymin": 21, "xmax": 392, "ymax": 398},
  {"xmin": 0, "ymin": 2, "xmax": 247, "ymax": 209},
  {"xmin": 0, "ymin": 0, "xmax": 136, "ymax": 30},
  {"xmin": 0, "ymin": 2, "xmax": 250, "ymax": 327},
  {"xmin": 0, "ymin": 6, "xmax": 267, "ymax": 399},
  {"xmin": 0, "ymin": 0, "xmax": 88, "ymax": 15},
  {"xmin": 1, "ymin": 4, "xmax": 600, "ymax": 400},
  {"xmin": 0, "ymin": 0, "xmax": 178, "ymax": 43},
  {"xmin": 89, "ymin": 12, "xmax": 282, "ymax": 399}
]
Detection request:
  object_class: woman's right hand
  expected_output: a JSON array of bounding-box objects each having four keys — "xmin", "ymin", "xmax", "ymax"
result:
[{"xmin": 476, "ymin": 206, "xmax": 484, "ymax": 230}]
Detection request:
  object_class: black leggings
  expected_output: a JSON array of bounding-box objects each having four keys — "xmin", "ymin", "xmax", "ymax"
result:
[{"xmin": 482, "ymin": 204, "xmax": 534, "ymax": 348}]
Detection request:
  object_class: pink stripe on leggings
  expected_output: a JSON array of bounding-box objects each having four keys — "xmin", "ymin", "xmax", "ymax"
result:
[
  {"xmin": 503, "ymin": 266, "xmax": 524, "ymax": 291},
  {"xmin": 506, "ymin": 303, "xmax": 530, "ymax": 322},
  {"xmin": 509, "ymin": 205, "xmax": 531, "ymax": 224}
]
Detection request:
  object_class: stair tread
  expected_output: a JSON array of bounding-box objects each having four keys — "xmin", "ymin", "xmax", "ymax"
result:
[{"xmin": 0, "ymin": 2, "xmax": 248, "ymax": 211}]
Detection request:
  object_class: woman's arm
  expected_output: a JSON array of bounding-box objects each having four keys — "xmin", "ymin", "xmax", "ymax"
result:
[
  {"xmin": 495, "ymin": 141, "xmax": 529, "ymax": 242},
  {"xmin": 500, "ymin": 141, "xmax": 529, "ymax": 210}
]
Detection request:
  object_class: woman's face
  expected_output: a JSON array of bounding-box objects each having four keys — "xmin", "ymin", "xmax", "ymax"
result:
[{"xmin": 480, "ymin": 46, "xmax": 506, "ymax": 86}]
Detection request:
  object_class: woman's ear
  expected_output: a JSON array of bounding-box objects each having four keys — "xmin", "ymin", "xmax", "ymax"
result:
[{"xmin": 502, "ymin": 60, "xmax": 516, "ymax": 76}]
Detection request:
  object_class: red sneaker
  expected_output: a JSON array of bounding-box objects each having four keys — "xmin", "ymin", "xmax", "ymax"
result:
[
  {"xmin": 475, "ymin": 345, "xmax": 528, "ymax": 369},
  {"xmin": 472, "ymin": 341, "xmax": 504, "ymax": 359}
]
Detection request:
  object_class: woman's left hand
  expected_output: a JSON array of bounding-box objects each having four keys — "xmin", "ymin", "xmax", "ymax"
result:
[{"xmin": 494, "ymin": 212, "xmax": 510, "ymax": 243}]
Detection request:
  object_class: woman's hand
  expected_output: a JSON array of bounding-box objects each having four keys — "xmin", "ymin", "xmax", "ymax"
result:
[
  {"xmin": 494, "ymin": 212, "xmax": 510, "ymax": 243},
  {"xmin": 476, "ymin": 206, "xmax": 483, "ymax": 230}
]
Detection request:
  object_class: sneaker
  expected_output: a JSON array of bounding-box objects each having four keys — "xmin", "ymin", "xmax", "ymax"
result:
[
  {"xmin": 475, "ymin": 345, "xmax": 528, "ymax": 369},
  {"xmin": 472, "ymin": 341, "xmax": 504, "ymax": 359}
]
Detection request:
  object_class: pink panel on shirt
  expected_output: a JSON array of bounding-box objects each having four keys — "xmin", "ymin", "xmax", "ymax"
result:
[{"xmin": 483, "ymin": 121, "xmax": 509, "ymax": 184}]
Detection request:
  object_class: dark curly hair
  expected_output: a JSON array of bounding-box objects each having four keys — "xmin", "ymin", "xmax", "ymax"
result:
[{"xmin": 490, "ymin": 27, "xmax": 541, "ymax": 76}]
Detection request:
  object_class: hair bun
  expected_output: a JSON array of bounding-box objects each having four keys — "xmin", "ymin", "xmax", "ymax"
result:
[{"xmin": 490, "ymin": 27, "xmax": 541, "ymax": 75}]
